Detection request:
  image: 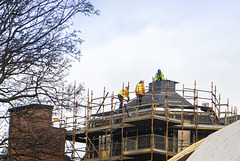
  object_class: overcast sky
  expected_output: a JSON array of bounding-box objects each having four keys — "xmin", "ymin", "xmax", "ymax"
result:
[{"xmin": 69, "ymin": 0, "xmax": 240, "ymax": 110}]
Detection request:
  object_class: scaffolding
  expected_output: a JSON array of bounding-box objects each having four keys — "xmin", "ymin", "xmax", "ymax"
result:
[{"xmin": 63, "ymin": 79, "xmax": 238, "ymax": 161}]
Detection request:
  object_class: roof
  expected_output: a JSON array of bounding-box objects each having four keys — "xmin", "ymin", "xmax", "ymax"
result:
[
  {"xmin": 128, "ymin": 80, "xmax": 192, "ymax": 107},
  {"xmin": 187, "ymin": 119, "xmax": 240, "ymax": 161}
]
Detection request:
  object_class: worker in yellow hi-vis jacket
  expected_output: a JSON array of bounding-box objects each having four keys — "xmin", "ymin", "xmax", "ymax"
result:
[
  {"xmin": 155, "ymin": 69, "xmax": 164, "ymax": 82},
  {"xmin": 118, "ymin": 87, "xmax": 129, "ymax": 109}
]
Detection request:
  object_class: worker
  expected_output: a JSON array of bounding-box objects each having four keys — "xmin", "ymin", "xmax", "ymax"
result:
[
  {"xmin": 155, "ymin": 69, "xmax": 164, "ymax": 82},
  {"xmin": 135, "ymin": 80, "xmax": 145, "ymax": 105},
  {"xmin": 118, "ymin": 87, "xmax": 129, "ymax": 109}
]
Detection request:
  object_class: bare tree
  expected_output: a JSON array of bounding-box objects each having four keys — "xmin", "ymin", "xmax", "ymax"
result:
[
  {"xmin": 0, "ymin": 0, "xmax": 99, "ymax": 159},
  {"xmin": 0, "ymin": 0, "xmax": 99, "ymax": 108}
]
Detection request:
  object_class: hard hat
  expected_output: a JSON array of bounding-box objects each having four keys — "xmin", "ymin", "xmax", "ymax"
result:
[{"xmin": 158, "ymin": 69, "xmax": 161, "ymax": 73}]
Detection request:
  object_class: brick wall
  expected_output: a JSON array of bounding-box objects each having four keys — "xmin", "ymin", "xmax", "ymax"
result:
[{"xmin": 8, "ymin": 104, "xmax": 69, "ymax": 161}]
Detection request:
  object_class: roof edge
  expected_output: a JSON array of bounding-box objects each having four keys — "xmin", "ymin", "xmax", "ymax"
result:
[{"xmin": 8, "ymin": 104, "xmax": 54, "ymax": 112}]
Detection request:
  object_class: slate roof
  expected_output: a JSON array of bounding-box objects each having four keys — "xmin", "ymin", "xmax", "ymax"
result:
[{"xmin": 128, "ymin": 80, "xmax": 192, "ymax": 108}]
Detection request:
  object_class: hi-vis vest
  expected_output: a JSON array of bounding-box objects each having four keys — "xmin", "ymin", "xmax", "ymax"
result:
[
  {"xmin": 155, "ymin": 72, "xmax": 164, "ymax": 81},
  {"xmin": 135, "ymin": 83, "xmax": 145, "ymax": 95},
  {"xmin": 119, "ymin": 88, "xmax": 129, "ymax": 98}
]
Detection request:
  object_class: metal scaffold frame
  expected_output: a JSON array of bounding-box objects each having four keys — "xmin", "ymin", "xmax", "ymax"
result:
[{"xmin": 60, "ymin": 79, "xmax": 238, "ymax": 161}]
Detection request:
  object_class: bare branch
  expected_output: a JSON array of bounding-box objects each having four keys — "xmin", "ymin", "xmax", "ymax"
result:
[{"xmin": 0, "ymin": 0, "xmax": 99, "ymax": 107}]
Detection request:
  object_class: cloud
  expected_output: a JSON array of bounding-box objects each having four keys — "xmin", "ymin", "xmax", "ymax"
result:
[{"xmin": 69, "ymin": 0, "xmax": 240, "ymax": 108}]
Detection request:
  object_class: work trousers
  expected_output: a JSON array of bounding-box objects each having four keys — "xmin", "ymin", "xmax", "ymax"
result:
[
  {"xmin": 136, "ymin": 94, "xmax": 143, "ymax": 105},
  {"xmin": 118, "ymin": 94, "xmax": 124, "ymax": 109}
]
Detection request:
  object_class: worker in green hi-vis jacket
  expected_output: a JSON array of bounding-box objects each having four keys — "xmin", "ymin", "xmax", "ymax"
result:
[{"xmin": 155, "ymin": 69, "xmax": 164, "ymax": 82}]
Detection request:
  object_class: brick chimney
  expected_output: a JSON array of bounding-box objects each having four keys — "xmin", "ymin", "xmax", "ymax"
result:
[{"xmin": 8, "ymin": 104, "xmax": 68, "ymax": 161}]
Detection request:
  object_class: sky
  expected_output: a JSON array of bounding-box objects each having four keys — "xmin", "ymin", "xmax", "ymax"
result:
[{"xmin": 68, "ymin": 0, "xmax": 240, "ymax": 111}]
